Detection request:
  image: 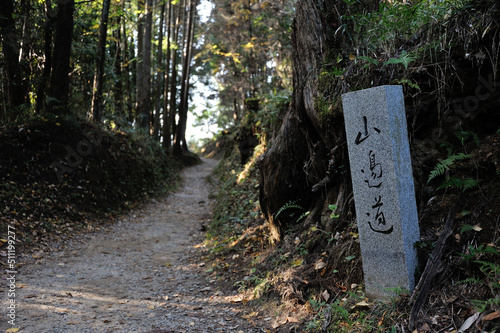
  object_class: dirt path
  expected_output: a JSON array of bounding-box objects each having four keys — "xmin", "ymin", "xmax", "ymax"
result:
[{"xmin": 3, "ymin": 159, "xmax": 266, "ymax": 333}]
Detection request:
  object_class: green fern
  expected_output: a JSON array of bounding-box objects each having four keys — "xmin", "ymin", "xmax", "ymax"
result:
[
  {"xmin": 383, "ymin": 50, "xmax": 418, "ymax": 69},
  {"xmin": 436, "ymin": 177, "xmax": 479, "ymax": 191},
  {"xmin": 455, "ymin": 130, "xmax": 479, "ymax": 147},
  {"xmin": 358, "ymin": 56, "xmax": 379, "ymax": 68},
  {"xmin": 471, "ymin": 297, "xmax": 500, "ymax": 312},
  {"xmin": 275, "ymin": 200, "xmax": 305, "ymax": 219},
  {"xmin": 460, "ymin": 223, "xmax": 474, "ymax": 234},
  {"xmin": 456, "ymin": 277, "xmax": 482, "ymax": 285},
  {"xmin": 427, "ymin": 153, "xmax": 472, "ymax": 183},
  {"xmin": 476, "ymin": 260, "xmax": 500, "ymax": 278},
  {"xmin": 296, "ymin": 211, "xmax": 310, "ymax": 223},
  {"xmin": 396, "ymin": 78, "xmax": 421, "ymax": 90}
]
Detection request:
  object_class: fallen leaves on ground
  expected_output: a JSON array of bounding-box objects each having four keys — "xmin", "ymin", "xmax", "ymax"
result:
[{"xmin": 271, "ymin": 315, "xmax": 301, "ymax": 328}]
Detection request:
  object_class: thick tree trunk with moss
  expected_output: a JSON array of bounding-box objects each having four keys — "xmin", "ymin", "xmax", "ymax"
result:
[
  {"xmin": 259, "ymin": 0, "xmax": 500, "ymax": 243},
  {"xmin": 259, "ymin": 0, "xmax": 353, "ymax": 241}
]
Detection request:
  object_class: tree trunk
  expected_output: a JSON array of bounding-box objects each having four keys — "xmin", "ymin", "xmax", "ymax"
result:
[
  {"xmin": 168, "ymin": 0, "xmax": 182, "ymax": 149},
  {"xmin": 47, "ymin": 0, "xmax": 75, "ymax": 115},
  {"xmin": 173, "ymin": 0, "xmax": 196, "ymax": 156},
  {"xmin": 124, "ymin": 1, "xmax": 135, "ymax": 123},
  {"xmin": 19, "ymin": 0, "xmax": 32, "ymax": 110},
  {"xmin": 153, "ymin": 2, "xmax": 166, "ymax": 140},
  {"xmin": 144, "ymin": 0, "xmax": 153, "ymax": 131},
  {"xmin": 0, "ymin": 0, "xmax": 28, "ymax": 114},
  {"xmin": 135, "ymin": 0, "xmax": 152, "ymax": 130},
  {"xmin": 19, "ymin": 1, "xmax": 32, "ymax": 55},
  {"xmin": 35, "ymin": 0, "xmax": 56, "ymax": 113},
  {"xmin": 169, "ymin": 61, "xmax": 178, "ymax": 145},
  {"xmin": 162, "ymin": 0, "xmax": 173, "ymax": 150},
  {"xmin": 172, "ymin": 0, "xmax": 188, "ymax": 154},
  {"xmin": 89, "ymin": 0, "xmax": 111, "ymax": 122},
  {"xmin": 182, "ymin": 3, "xmax": 196, "ymax": 151},
  {"xmin": 112, "ymin": 7, "xmax": 124, "ymax": 119},
  {"xmin": 258, "ymin": 0, "xmax": 351, "ymax": 241}
]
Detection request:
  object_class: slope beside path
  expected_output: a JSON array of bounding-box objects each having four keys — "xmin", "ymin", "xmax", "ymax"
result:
[{"xmin": 3, "ymin": 158, "xmax": 265, "ymax": 333}]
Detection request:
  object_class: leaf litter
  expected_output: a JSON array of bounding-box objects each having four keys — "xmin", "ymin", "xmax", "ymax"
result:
[{"xmin": 0, "ymin": 159, "xmax": 268, "ymax": 332}]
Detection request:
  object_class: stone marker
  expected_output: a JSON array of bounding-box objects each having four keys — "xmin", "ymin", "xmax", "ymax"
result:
[{"xmin": 341, "ymin": 85, "xmax": 420, "ymax": 298}]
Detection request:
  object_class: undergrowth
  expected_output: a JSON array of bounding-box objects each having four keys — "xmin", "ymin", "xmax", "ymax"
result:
[
  {"xmin": 205, "ymin": 140, "xmax": 264, "ymax": 252},
  {"xmin": 0, "ymin": 114, "xmax": 187, "ymax": 250},
  {"xmin": 205, "ymin": 133, "xmax": 500, "ymax": 332},
  {"xmin": 202, "ymin": 1, "xmax": 500, "ymax": 331},
  {"xmin": 203, "ymin": 130, "xmax": 415, "ymax": 332}
]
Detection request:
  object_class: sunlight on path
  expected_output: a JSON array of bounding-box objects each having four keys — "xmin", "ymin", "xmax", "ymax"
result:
[{"xmin": 3, "ymin": 158, "xmax": 264, "ymax": 333}]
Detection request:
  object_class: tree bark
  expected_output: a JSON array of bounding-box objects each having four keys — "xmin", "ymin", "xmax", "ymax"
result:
[
  {"xmin": 89, "ymin": 0, "xmax": 111, "ymax": 122},
  {"xmin": 409, "ymin": 198, "xmax": 460, "ymax": 330},
  {"xmin": 258, "ymin": 0, "xmax": 351, "ymax": 241},
  {"xmin": 135, "ymin": 0, "xmax": 152, "ymax": 130},
  {"xmin": 124, "ymin": 0, "xmax": 135, "ymax": 123},
  {"xmin": 162, "ymin": 0, "xmax": 173, "ymax": 150},
  {"xmin": 182, "ymin": 1, "xmax": 197, "ymax": 150},
  {"xmin": 136, "ymin": 0, "xmax": 145, "ymax": 124},
  {"xmin": 153, "ymin": 2, "xmax": 166, "ymax": 140},
  {"xmin": 35, "ymin": 0, "xmax": 56, "ymax": 113},
  {"xmin": 144, "ymin": 0, "xmax": 153, "ymax": 131},
  {"xmin": 168, "ymin": 0, "xmax": 183, "ymax": 149},
  {"xmin": 0, "ymin": 0, "xmax": 28, "ymax": 114},
  {"xmin": 173, "ymin": 0, "xmax": 197, "ymax": 156},
  {"xmin": 47, "ymin": 0, "xmax": 75, "ymax": 115},
  {"xmin": 112, "ymin": 6, "xmax": 124, "ymax": 118},
  {"xmin": 19, "ymin": 0, "xmax": 32, "ymax": 61},
  {"xmin": 19, "ymin": 0, "xmax": 32, "ymax": 110}
]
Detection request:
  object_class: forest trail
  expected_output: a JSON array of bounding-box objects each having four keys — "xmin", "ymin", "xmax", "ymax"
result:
[{"xmin": 5, "ymin": 159, "xmax": 265, "ymax": 333}]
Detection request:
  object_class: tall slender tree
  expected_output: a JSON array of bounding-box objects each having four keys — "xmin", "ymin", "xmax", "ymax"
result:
[
  {"xmin": 173, "ymin": 0, "xmax": 197, "ymax": 156},
  {"xmin": 167, "ymin": 0, "xmax": 183, "ymax": 148},
  {"xmin": 162, "ymin": 0, "xmax": 173, "ymax": 149},
  {"xmin": 124, "ymin": 0, "xmax": 135, "ymax": 122},
  {"xmin": 0, "ymin": 0, "xmax": 29, "ymax": 115},
  {"xmin": 136, "ymin": 0, "xmax": 146, "ymax": 127},
  {"xmin": 35, "ymin": 0, "xmax": 56, "ymax": 113},
  {"xmin": 136, "ymin": 0, "xmax": 153, "ymax": 130},
  {"xmin": 89, "ymin": 0, "xmax": 111, "ymax": 122},
  {"xmin": 153, "ymin": 1, "xmax": 166, "ymax": 139},
  {"xmin": 112, "ymin": 3, "xmax": 124, "ymax": 118},
  {"xmin": 47, "ymin": 0, "xmax": 75, "ymax": 114}
]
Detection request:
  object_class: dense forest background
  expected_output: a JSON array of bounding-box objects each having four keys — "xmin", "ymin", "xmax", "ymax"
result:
[
  {"xmin": 0, "ymin": 0, "xmax": 295, "ymax": 149},
  {"xmin": 1, "ymin": 0, "xmax": 204, "ymax": 153},
  {"xmin": 1, "ymin": 0, "xmax": 500, "ymax": 331}
]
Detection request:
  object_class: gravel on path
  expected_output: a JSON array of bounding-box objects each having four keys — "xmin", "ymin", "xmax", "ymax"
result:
[{"xmin": 2, "ymin": 158, "xmax": 267, "ymax": 333}]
